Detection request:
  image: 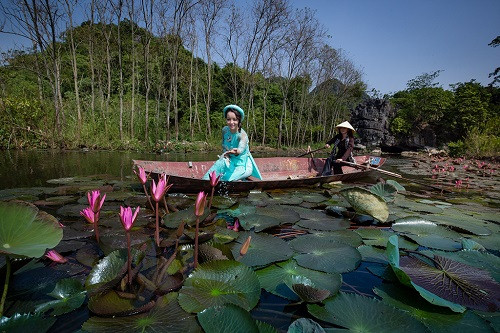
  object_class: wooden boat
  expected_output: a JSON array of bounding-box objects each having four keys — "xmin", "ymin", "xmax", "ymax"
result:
[{"xmin": 133, "ymin": 155, "xmax": 385, "ymax": 193}]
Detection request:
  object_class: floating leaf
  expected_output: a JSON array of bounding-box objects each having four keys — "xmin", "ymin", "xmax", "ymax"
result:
[
  {"xmin": 0, "ymin": 202, "xmax": 63, "ymax": 258},
  {"xmin": 0, "ymin": 313, "xmax": 56, "ymax": 333},
  {"xmin": 307, "ymin": 292, "xmax": 428, "ymax": 332},
  {"xmin": 255, "ymin": 205, "xmax": 301, "ymax": 224},
  {"xmin": 375, "ymin": 284, "xmax": 493, "ymax": 333},
  {"xmin": 230, "ymin": 232, "xmax": 293, "ymax": 267},
  {"xmin": 357, "ymin": 245, "xmax": 388, "ymax": 263},
  {"xmin": 355, "ymin": 228, "xmax": 418, "ymax": 250},
  {"xmin": 387, "ymin": 235, "xmax": 465, "ymax": 313},
  {"xmin": 178, "ymin": 260, "xmax": 260, "ymax": 313},
  {"xmin": 163, "ymin": 206, "xmax": 209, "ymax": 228},
  {"xmin": 87, "ymin": 290, "xmax": 136, "ymax": 315},
  {"xmin": 392, "ymin": 217, "xmax": 462, "ymax": 240},
  {"xmin": 256, "ymin": 259, "xmax": 341, "ymax": 301},
  {"xmin": 399, "ymin": 254, "xmax": 500, "ymax": 312},
  {"xmin": 291, "ymin": 236, "xmax": 361, "ymax": 273},
  {"xmin": 427, "ymin": 212, "xmax": 492, "ymax": 236},
  {"xmin": 83, "ymin": 293, "xmax": 200, "ymax": 332},
  {"xmin": 340, "ymin": 187, "xmax": 389, "ymax": 222},
  {"xmin": 239, "ymin": 214, "xmax": 281, "ymax": 232},
  {"xmin": 287, "ymin": 318, "xmax": 325, "ymax": 333},
  {"xmin": 35, "ymin": 278, "xmax": 86, "ymax": 315},
  {"xmin": 386, "ymin": 179, "xmax": 406, "ymax": 192},
  {"xmin": 291, "ymin": 282, "xmax": 331, "ymax": 303},
  {"xmin": 369, "ymin": 183, "xmax": 398, "ymax": 202},
  {"xmin": 85, "ymin": 248, "xmax": 144, "ymax": 294},
  {"xmin": 198, "ymin": 304, "xmax": 259, "ymax": 333},
  {"xmin": 394, "ymin": 196, "xmax": 444, "ymax": 214}
]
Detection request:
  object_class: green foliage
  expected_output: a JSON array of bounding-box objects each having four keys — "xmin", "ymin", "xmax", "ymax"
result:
[{"xmin": 447, "ymin": 140, "xmax": 466, "ymax": 157}]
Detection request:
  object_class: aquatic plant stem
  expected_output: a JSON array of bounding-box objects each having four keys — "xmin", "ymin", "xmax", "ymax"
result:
[
  {"xmin": 208, "ymin": 187, "xmax": 215, "ymax": 209},
  {"xmin": 126, "ymin": 231, "xmax": 132, "ymax": 285},
  {"xmin": 155, "ymin": 201, "xmax": 160, "ymax": 247},
  {"xmin": 194, "ymin": 216, "xmax": 200, "ymax": 268},
  {"xmin": 94, "ymin": 212, "xmax": 100, "ymax": 243},
  {"xmin": 142, "ymin": 184, "xmax": 154, "ymax": 211},
  {"xmin": 0, "ymin": 256, "xmax": 11, "ymax": 317}
]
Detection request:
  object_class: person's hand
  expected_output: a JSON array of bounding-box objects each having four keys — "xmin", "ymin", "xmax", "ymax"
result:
[
  {"xmin": 336, "ymin": 158, "xmax": 342, "ymax": 162},
  {"xmin": 325, "ymin": 144, "xmax": 330, "ymax": 149}
]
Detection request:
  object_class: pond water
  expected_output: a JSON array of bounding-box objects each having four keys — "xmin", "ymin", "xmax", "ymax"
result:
[{"xmin": 0, "ymin": 149, "xmax": 498, "ymax": 332}]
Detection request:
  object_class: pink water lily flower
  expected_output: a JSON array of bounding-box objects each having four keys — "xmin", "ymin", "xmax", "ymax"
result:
[
  {"xmin": 80, "ymin": 207, "xmax": 96, "ymax": 224},
  {"xmin": 119, "ymin": 206, "xmax": 140, "ymax": 231},
  {"xmin": 151, "ymin": 174, "xmax": 172, "ymax": 202},
  {"xmin": 45, "ymin": 250, "xmax": 68, "ymax": 263},
  {"xmin": 87, "ymin": 190, "xmax": 106, "ymax": 213},
  {"xmin": 134, "ymin": 166, "xmax": 148, "ymax": 185},
  {"xmin": 195, "ymin": 191, "xmax": 207, "ymax": 217},
  {"xmin": 209, "ymin": 171, "xmax": 221, "ymax": 187}
]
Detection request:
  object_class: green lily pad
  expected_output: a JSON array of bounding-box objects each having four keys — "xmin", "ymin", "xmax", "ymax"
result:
[
  {"xmin": 291, "ymin": 231, "xmax": 362, "ymax": 248},
  {"xmin": 307, "ymin": 292, "xmax": 428, "ymax": 332},
  {"xmin": 198, "ymin": 304, "xmax": 259, "ymax": 333},
  {"xmin": 394, "ymin": 196, "xmax": 444, "ymax": 214},
  {"xmin": 162, "ymin": 206, "xmax": 210, "ymax": 228},
  {"xmin": 426, "ymin": 212, "xmax": 492, "ymax": 236},
  {"xmin": 405, "ymin": 234, "xmax": 462, "ymax": 251},
  {"xmin": 357, "ymin": 245, "xmax": 388, "ymax": 263},
  {"xmin": 291, "ymin": 280, "xmax": 331, "ymax": 303},
  {"xmin": 392, "ymin": 217, "xmax": 462, "ymax": 240},
  {"xmin": 178, "ymin": 260, "xmax": 260, "ymax": 313},
  {"xmin": 369, "ymin": 183, "xmax": 398, "ymax": 202},
  {"xmin": 83, "ymin": 293, "xmax": 200, "ymax": 332},
  {"xmin": 269, "ymin": 192, "xmax": 304, "ymax": 205},
  {"xmin": 386, "ymin": 179, "xmax": 406, "ymax": 192},
  {"xmin": 375, "ymin": 284, "xmax": 493, "ymax": 333},
  {"xmin": 85, "ymin": 248, "xmax": 144, "ymax": 294},
  {"xmin": 254, "ymin": 205, "xmax": 301, "ymax": 224},
  {"xmin": 0, "ymin": 313, "xmax": 56, "ymax": 333},
  {"xmin": 0, "ymin": 202, "xmax": 63, "ymax": 258},
  {"xmin": 230, "ymin": 232, "xmax": 293, "ymax": 267},
  {"xmin": 87, "ymin": 290, "xmax": 137, "ymax": 316},
  {"xmin": 34, "ymin": 278, "xmax": 86, "ymax": 315},
  {"xmin": 340, "ymin": 187, "xmax": 389, "ymax": 222},
  {"xmin": 256, "ymin": 259, "xmax": 341, "ymax": 301},
  {"xmin": 287, "ymin": 318, "xmax": 325, "ymax": 333},
  {"xmin": 355, "ymin": 228, "xmax": 419, "ymax": 250},
  {"xmin": 291, "ymin": 236, "xmax": 361, "ymax": 273},
  {"xmin": 211, "ymin": 196, "xmax": 238, "ymax": 209},
  {"xmin": 239, "ymin": 214, "xmax": 281, "ymax": 232}
]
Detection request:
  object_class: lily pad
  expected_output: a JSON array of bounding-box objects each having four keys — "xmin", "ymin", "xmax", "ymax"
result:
[
  {"xmin": 426, "ymin": 212, "xmax": 492, "ymax": 236},
  {"xmin": 230, "ymin": 232, "xmax": 293, "ymax": 267},
  {"xmin": 291, "ymin": 281, "xmax": 331, "ymax": 303},
  {"xmin": 340, "ymin": 187, "xmax": 389, "ymax": 222},
  {"xmin": 287, "ymin": 318, "xmax": 325, "ymax": 333},
  {"xmin": 291, "ymin": 237, "xmax": 361, "ymax": 273},
  {"xmin": 392, "ymin": 217, "xmax": 462, "ymax": 240},
  {"xmin": 369, "ymin": 183, "xmax": 398, "ymax": 202},
  {"xmin": 0, "ymin": 202, "xmax": 63, "ymax": 258},
  {"xmin": 355, "ymin": 228, "xmax": 419, "ymax": 250},
  {"xmin": 256, "ymin": 259, "xmax": 341, "ymax": 301},
  {"xmin": 34, "ymin": 278, "xmax": 86, "ymax": 315},
  {"xmin": 307, "ymin": 292, "xmax": 428, "ymax": 332},
  {"xmin": 178, "ymin": 260, "xmax": 260, "ymax": 313},
  {"xmin": 375, "ymin": 284, "xmax": 493, "ymax": 333},
  {"xmin": 399, "ymin": 254, "xmax": 500, "ymax": 312},
  {"xmin": 83, "ymin": 293, "xmax": 200, "ymax": 332},
  {"xmin": 255, "ymin": 205, "xmax": 301, "ymax": 224},
  {"xmin": 0, "ymin": 313, "xmax": 56, "ymax": 333},
  {"xmin": 85, "ymin": 248, "xmax": 144, "ymax": 294},
  {"xmin": 269, "ymin": 192, "xmax": 304, "ymax": 205},
  {"xmin": 162, "ymin": 206, "xmax": 210, "ymax": 229},
  {"xmin": 357, "ymin": 245, "xmax": 388, "ymax": 263},
  {"xmin": 291, "ymin": 231, "xmax": 362, "ymax": 248},
  {"xmin": 87, "ymin": 290, "xmax": 137, "ymax": 316},
  {"xmin": 239, "ymin": 214, "xmax": 281, "ymax": 232},
  {"xmin": 198, "ymin": 304, "xmax": 259, "ymax": 333},
  {"xmin": 394, "ymin": 196, "xmax": 444, "ymax": 214}
]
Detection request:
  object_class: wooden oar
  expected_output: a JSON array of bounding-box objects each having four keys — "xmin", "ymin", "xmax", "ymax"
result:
[
  {"xmin": 297, "ymin": 147, "xmax": 325, "ymax": 157},
  {"xmin": 340, "ymin": 160, "xmax": 451, "ymax": 193}
]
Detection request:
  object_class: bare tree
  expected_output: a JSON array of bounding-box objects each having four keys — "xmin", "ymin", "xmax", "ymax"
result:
[
  {"xmin": 62, "ymin": 0, "xmax": 82, "ymax": 142},
  {"xmin": 199, "ymin": 0, "xmax": 226, "ymax": 138}
]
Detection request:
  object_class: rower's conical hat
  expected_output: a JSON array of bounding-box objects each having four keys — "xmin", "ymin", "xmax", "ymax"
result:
[{"xmin": 336, "ymin": 121, "xmax": 356, "ymax": 133}]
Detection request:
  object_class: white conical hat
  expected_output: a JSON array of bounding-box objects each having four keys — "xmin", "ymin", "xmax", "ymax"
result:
[{"xmin": 335, "ymin": 121, "xmax": 356, "ymax": 133}]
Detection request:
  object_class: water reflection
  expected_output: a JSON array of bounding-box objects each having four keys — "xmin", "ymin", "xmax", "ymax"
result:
[{"xmin": 0, "ymin": 150, "xmax": 219, "ymax": 189}]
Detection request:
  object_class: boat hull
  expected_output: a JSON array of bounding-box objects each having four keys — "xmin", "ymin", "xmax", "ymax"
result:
[{"xmin": 133, "ymin": 155, "xmax": 384, "ymax": 193}]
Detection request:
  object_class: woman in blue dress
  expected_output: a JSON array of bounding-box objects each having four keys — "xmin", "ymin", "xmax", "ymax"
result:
[{"xmin": 203, "ymin": 105, "xmax": 262, "ymax": 181}]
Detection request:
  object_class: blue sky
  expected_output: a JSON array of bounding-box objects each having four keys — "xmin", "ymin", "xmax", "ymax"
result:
[
  {"xmin": 290, "ymin": 0, "xmax": 500, "ymax": 94},
  {"xmin": 1, "ymin": 0, "xmax": 498, "ymax": 95}
]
